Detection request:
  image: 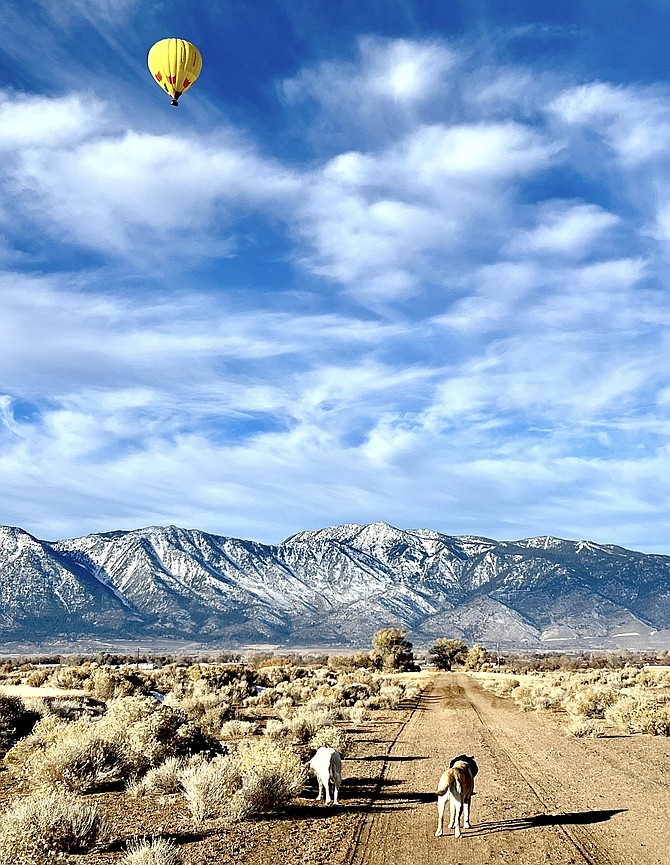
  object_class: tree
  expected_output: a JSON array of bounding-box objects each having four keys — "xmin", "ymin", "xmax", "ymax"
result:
[
  {"xmin": 370, "ymin": 628, "xmax": 416, "ymax": 672},
  {"xmin": 429, "ymin": 638, "xmax": 468, "ymax": 671},
  {"xmin": 464, "ymin": 643, "xmax": 490, "ymax": 671}
]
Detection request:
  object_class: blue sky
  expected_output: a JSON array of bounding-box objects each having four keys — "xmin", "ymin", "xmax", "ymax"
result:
[{"xmin": 1, "ymin": 1, "xmax": 670, "ymax": 553}]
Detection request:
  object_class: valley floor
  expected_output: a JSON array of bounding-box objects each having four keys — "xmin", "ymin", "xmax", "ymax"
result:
[{"xmin": 5, "ymin": 672, "xmax": 669, "ymax": 864}]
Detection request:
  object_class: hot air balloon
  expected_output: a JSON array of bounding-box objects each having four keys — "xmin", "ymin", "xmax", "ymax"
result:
[{"xmin": 148, "ymin": 38, "xmax": 202, "ymax": 106}]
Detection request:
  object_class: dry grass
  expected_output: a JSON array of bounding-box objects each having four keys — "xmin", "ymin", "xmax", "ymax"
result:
[
  {"xmin": 122, "ymin": 837, "xmax": 181, "ymax": 865},
  {"xmin": 567, "ymin": 718, "xmax": 606, "ymax": 738},
  {"xmin": 179, "ymin": 739, "xmax": 306, "ymax": 822},
  {"xmin": 127, "ymin": 756, "xmax": 187, "ymax": 797},
  {"xmin": 0, "ymin": 790, "xmax": 107, "ymax": 862},
  {"xmin": 478, "ymin": 666, "xmax": 670, "ymax": 736},
  {"xmin": 308, "ymin": 724, "xmax": 350, "ymax": 756}
]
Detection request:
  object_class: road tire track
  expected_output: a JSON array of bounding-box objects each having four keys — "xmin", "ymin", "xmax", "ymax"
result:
[{"xmin": 342, "ymin": 673, "xmax": 667, "ymax": 865}]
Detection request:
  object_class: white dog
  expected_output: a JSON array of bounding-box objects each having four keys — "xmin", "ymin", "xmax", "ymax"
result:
[
  {"xmin": 435, "ymin": 754, "xmax": 478, "ymax": 839},
  {"xmin": 308, "ymin": 746, "xmax": 342, "ymax": 806}
]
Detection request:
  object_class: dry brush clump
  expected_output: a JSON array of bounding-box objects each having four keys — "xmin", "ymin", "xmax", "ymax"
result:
[
  {"xmin": 98, "ymin": 696, "xmax": 218, "ymax": 771},
  {"xmin": 604, "ymin": 693, "xmax": 670, "ymax": 736},
  {"xmin": 179, "ymin": 739, "xmax": 306, "ymax": 822},
  {"xmin": 232, "ymin": 739, "xmax": 307, "ymax": 816},
  {"xmin": 218, "ymin": 719, "xmax": 258, "ymax": 739},
  {"xmin": 567, "ymin": 718, "xmax": 606, "ymax": 738},
  {"xmin": 0, "ymin": 694, "xmax": 41, "ymax": 751},
  {"xmin": 122, "ymin": 837, "xmax": 181, "ymax": 865},
  {"xmin": 6, "ymin": 695, "xmax": 219, "ymax": 793},
  {"xmin": 127, "ymin": 755, "xmax": 190, "ymax": 797},
  {"xmin": 480, "ymin": 664, "xmax": 670, "ymax": 736},
  {"xmin": 308, "ymin": 724, "xmax": 351, "ymax": 756},
  {"xmin": 0, "ymin": 790, "xmax": 107, "ymax": 863}
]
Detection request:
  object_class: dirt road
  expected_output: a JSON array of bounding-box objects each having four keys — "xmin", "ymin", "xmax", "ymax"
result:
[{"xmin": 343, "ymin": 673, "xmax": 670, "ymax": 865}]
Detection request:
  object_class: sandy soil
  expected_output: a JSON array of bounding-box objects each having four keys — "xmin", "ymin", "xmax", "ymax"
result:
[{"xmin": 7, "ymin": 672, "xmax": 670, "ymax": 864}]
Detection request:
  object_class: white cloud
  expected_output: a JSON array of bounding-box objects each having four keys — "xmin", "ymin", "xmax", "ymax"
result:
[
  {"xmin": 296, "ymin": 118, "xmax": 559, "ymax": 300},
  {"xmin": 1, "ymin": 32, "xmax": 670, "ymax": 554},
  {"xmin": 0, "ymin": 92, "xmax": 106, "ymax": 149},
  {"xmin": 361, "ymin": 37, "xmax": 459, "ymax": 103},
  {"xmin": 509, "ymin": 201, "xmax": 619, "ymax": 258},
  {"xmin": 296, "ymin": 187, "xmax": 456, "ymax": 296},
  {"xmin": 397, "ymin": 122, "xmax": 559, "ymax": 181},
  {"xmin": 549, "ymin": 82, "xmax": 670, "ymax": 166},
  {"xmin": 282, "ymin": 36, "xmax": 460, "ymax": 116},
  {"xmin": 11, "ymin": 127, "xmax": 299, "ymax": 257}
]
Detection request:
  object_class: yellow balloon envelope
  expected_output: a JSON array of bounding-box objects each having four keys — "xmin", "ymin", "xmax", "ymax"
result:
[{"xmin": 148, "ymin": 38, "xmax": 202, "ymax": 106}]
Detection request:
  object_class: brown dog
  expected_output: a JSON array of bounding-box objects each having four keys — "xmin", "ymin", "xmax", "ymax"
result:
[{"xmin": 435, "ymin": 754, "xmax": 478, "ymax": 839}]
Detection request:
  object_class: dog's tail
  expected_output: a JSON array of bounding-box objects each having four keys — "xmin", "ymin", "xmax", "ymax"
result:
[{"xmin": 437, "ymin": 768, "xmax": 462, "ymax": 799}]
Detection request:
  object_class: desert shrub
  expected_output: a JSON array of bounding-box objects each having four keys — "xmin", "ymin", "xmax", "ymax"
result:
[
  {"xmin": 10, "ymin": 697, "xmax": 217, "ymax": 791},
  {"xmin": 100, "ymin": 696, "xmax": 218, "ymax": 770},
  {"xmin": 281, "ymin": 707, "xmax": 336, "ymax": 743},
  {"xmin": 567, "ymin": 718, "xmax": 605, "ymax": 738},
  {"xmin": 48, "ymin": 664, "xmax": 92, "ymax": 690},
  {"xmin": 509, "ymin": 686, "xmax": 537, "ymax": 711},
  {"xmin": 308, "ymin": 724, "xmax": 350, "ymax": 756},
  {"xmin": 635, "ymin": 668, "xmax": 670, "ymax": 688},
  {"xmin": 481, "ymin": 677, "xmax": 521, "ymax": 697},
  {"xmin": 99, "ymin": 695, "xmax": 160, "ymax": 728},
  {"xmin": 26, "ymin": 668, "xmax": 51, "ymax": 687},
  {"xmin": 180, "ymin": 740, "xmax": 305, "ymax": 822},
  {"xmin": 529, "ymin": 685, "xmax": 568, "ymax": 711},
  {"xmin": 219, "ymin": 720, "xmax": 257, "ymax": 739},
  {"xmin": 33, "ymin": 695, "xmax": 104, "ymax": 721},
  {"xmin": 338, "ymin": 681, "xmax": 372, "ymax": 706},
  {"xmin": 605, "ymin": 695, "xmax": 670, "ymax": 735},
  {"xmin": 346, "ymin": 706, "xmax": 367, "ymax": 725},
  {"xmin": 179, "ymin": 755, "xmax": 241, "ymax": 821},
  {"xmin": 4, "ymin": 713, "xmax": 70, "ymax": 770},
  {"xmin": 233, "ymin": 740, "xmax": 306, "ymax": 816},
  {"xmin": 0, "ymin": 694, "xmax": 41, "ymax": 750},
  {"xmin": 122, "ymin": 837, "xmax": 181, "ymax": 865},
  {"xmin": 169, "ymin": 693, "xmax": 232, "ymax": 737},
  {"xmin": 30, "ymin": 728, "xmax": 130, "ymax": 792},
  {"xmin": 255, "ymin": 665, "xmax": 295, "ymax": 687},
  {"xmin": 263, "ymin": 719, "xmax": 287, "ymax": 739},
  {"xmin": 327, "ymin": 652, "xmax": 371, "ymax": 671},
  {"xmin": 304, "ymin": 694, "xmax": 340, "ymax": 715},
  {"xmin": 127, "ymin": 756, "xmax": 187, "ymax": 797},
  {"xmin": 0, "ymin": 791, "xmax": 107, "ymax": 862},
  {"xmin": 377, "ymin": 684, "xmax": 406, "ymax": 708},
  {"xmin": 564, "ymin": 686, "xmax": 619, "ymax": 719},
  {"xmin": 84, "ymin": 668, "xmax": 145, "ymax": 701}
]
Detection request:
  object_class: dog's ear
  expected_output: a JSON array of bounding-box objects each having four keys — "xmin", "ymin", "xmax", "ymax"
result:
[{"xmin": 467, "ymin": 756, "xmax": 479, "ymax": 777}]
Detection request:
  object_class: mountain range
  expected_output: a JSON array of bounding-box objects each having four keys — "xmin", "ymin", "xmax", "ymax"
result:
[{"xmin": 1, "ymin": 521, "xmax": 669, "ymax": 650}]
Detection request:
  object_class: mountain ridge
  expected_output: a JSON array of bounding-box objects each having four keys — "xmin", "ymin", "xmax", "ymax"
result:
[{"xmin": 1, "ymin": 521, "xmax": 668, "ymax": 649}]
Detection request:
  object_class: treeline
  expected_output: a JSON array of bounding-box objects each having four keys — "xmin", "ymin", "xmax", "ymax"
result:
[{"xmin": 1, "ymin": 639, "xmax": 667, "ymax": 677}]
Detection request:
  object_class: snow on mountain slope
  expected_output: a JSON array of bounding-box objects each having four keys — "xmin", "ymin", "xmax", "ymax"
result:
[{"xmin": 0, "ymin": 521, "xmax": 667, "ymax": 646}]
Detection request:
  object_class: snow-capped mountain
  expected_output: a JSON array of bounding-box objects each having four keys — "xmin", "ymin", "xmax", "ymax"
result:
[{"xmin": 1, "ymin": 521, "xmax": 669, "ymax": 648}]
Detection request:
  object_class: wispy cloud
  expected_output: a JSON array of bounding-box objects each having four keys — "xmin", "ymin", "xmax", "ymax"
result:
[{"xmin": 1, "ymin": 9, "xmax": 670, "ymax": 553}]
